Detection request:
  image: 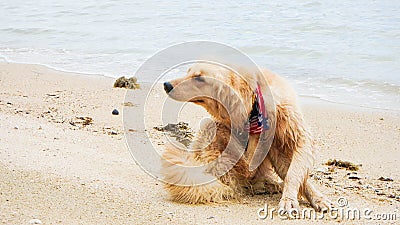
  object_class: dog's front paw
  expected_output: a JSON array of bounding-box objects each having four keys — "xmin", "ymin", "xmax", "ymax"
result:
[
  {"xmin": 310, "ymin": 196, "xmax": 332, "ymax": 212},
  {"xmin": 279, "ymin": 197, "xmax": 300, "ymax": 214}
]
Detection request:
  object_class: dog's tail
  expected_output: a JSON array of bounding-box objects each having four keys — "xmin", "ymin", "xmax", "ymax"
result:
[{"xmin": 161, "ymin": 144, "xmax": 236, "ymax": 204}]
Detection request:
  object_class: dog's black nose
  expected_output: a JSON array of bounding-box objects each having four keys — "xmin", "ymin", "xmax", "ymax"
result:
[{"xmin": 163, "ymin": 82, "xmax": 173, "ymax": 93}]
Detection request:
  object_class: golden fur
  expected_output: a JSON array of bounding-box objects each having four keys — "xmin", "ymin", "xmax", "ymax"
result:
[{"xmin": 161, "ymin": 63, "xmax": 331, "ymax": 212}]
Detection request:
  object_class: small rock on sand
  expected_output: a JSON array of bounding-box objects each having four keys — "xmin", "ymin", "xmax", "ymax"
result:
[
  {"xmin": 378, "ymin": 177, "xmax": 393, "ymax": 182},
  {"xmin": 112, "ymin": 109, "xmax": 119, "ymax": 115},
  {"xmin": 113, "ymin": 76, "xmax": 140, "ymax": 89},
  {"xmin": 348, "ymin": 175, "xmax": 361, "ymax": 180},
  {"xmin": 29, "ymin": 219, "xmax": 42, "ymax": 224},
  {"xmin": 108, "ymin": 130, "xmax": 118, "ymax": 135}
]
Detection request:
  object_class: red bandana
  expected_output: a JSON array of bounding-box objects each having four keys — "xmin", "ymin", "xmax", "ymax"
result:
[{"xmin": 245, "ymin": 83, "xmax": 269, "ymax": 134}]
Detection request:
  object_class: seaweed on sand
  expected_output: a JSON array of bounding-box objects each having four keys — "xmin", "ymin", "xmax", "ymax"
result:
[{"xmin": 154, "ymin": 122, "xmax": 194, "ymax": 147}]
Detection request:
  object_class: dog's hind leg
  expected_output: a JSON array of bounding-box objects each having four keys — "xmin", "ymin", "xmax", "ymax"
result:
[{"xmin": 249, "ymin": 157, "xmax": 283, "ymax": 194}]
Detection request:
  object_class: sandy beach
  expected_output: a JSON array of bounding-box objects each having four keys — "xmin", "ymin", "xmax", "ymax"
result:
[{"xmin": 0, "ymin": 62, "xmax": 399, "ymax": 224}]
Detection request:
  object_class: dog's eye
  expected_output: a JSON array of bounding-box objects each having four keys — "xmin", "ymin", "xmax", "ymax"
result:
[{"xmin": 194, "ymin": 75, "xmax": 205, "ymax": 82}]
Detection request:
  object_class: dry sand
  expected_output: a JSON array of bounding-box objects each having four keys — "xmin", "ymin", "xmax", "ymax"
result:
[{"xmin": 0, "ymin": 62, "xmax": 399, "ymax": 224}]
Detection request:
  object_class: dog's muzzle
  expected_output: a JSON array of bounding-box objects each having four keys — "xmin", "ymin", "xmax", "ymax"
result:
[{"xmin": 164, "ymin": 82, "xmax": 174, "ymax": 93}]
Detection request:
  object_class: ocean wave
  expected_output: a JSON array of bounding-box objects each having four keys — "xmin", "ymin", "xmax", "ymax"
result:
[
  {"xmin": 292, "ymin": 76, "xmax": 400, "ymax": 112},
  {"xmin": 320, "ymin": 77, "xmax": 400, "ymax": 95},
  {"xmin": 0, "ymin": 27, "xmax": 58, "ymax": 35}
]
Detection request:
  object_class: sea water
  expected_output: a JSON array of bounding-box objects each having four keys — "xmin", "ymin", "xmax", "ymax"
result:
[{"xmin": 0, "ymin": 0, "xmax": 399, "ymax": 111}]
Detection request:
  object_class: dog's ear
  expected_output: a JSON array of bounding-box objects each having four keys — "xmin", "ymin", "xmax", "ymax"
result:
[{"xmin": 218, "ymin": 71, "xmax": 254, "ymax": 129}]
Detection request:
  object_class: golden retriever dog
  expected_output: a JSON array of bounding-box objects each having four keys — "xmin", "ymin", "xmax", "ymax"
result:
[{"xmin": 161, "ymin": 63, "xmax": 331, "ymax": 213}]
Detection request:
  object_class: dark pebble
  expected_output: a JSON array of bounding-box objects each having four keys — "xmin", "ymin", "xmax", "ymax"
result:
[
  {"xmin": 378, "ymin": 177, "xmax": 393, "ymax": 182},
  {"xmin": 112, "ymin": 109, "xmax": 119, "ymax": 115},
  {"xmin": 348, "ymin": 175, "xmax": 361, "ymax": 180}
]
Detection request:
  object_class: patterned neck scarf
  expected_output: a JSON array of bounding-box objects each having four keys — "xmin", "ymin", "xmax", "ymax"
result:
[{"xmin": 245, "ymin": 83, "xmax": 269, "ymax": 134}]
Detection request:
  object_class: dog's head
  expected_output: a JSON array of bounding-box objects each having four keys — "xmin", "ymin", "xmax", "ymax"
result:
[{"xmin": 164, "ymin": 63, "xmax": 255, "ymax": 128}]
